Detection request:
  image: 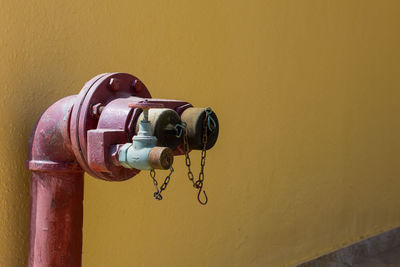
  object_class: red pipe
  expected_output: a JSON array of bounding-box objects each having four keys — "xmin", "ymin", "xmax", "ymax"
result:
[
  {"xmin": 27, "ymin": 73, "xmax": 219, "ymax": 267},
  {"xmin": 28, "ymin": 95, "xmax": 84, "ymax": 266},
  {"xmin": 29, "ymin": 171, "xmax": 84, "ymax": 266},
  {"xmin": 26, "ymin": 74, "xmax": 167, "ymax": 267}
]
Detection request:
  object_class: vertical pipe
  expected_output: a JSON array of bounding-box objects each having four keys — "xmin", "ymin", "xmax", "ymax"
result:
[{"xmin": 28, "ymin": 171, "xmax": 84, "ymax": 267}]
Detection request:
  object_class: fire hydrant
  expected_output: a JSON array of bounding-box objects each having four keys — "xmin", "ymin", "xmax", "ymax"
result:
[{"xmin": 27, "ymin": 73, "xmax": 219, "ymax": 267}]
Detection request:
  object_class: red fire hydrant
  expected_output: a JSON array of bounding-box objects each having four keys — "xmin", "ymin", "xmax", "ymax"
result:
[{"xmin": 27, "ymin": 73, "xmax": 219, "ymax": 267}]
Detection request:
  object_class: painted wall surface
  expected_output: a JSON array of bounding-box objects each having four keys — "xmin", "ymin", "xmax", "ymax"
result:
[{"xmin": 0, "ymin": 1, "xmax": 399, "ymax": 266}]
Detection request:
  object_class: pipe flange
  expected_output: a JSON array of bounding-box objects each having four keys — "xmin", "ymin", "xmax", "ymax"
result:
[{"xmin": 70, "ymin": 72, "xmax": 151, "ymax": 181}]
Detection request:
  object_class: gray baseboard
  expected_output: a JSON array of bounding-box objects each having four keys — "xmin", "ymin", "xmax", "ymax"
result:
[{"xmin": 297, "ymin": 227, "xmax": 400, "ymax": 267}]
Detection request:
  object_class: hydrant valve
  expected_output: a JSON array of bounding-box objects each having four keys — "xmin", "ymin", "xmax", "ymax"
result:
[{"xmin": 118, "ymin": 101, "xmax": 174, "ymax": 170}]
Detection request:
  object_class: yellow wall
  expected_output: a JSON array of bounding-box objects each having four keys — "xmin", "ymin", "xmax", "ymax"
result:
[{"xmin": 1, "ymin": 0, "xmax": 399, "ymax": 266}]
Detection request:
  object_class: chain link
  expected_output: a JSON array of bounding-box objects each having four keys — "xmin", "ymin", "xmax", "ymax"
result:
[
  {"xmin": 150, "ymin": 167, "xmax": 174, "ymax": 200},
  {"xmin": 149, "ymin": 169, "xmax": 161, "ymax": 200},
  {"xmin": 182, "ymin": 122, "xmax": 195, "ymax": 186},
  {"xmin": 193, "ymin": 110, "xmax": 208, "ymax": 190},
  {"xmin": 182, "ymin": 107, "xmax": 214, "ymax": 205},
  {"xmin": 159, "ymin": 167, "xmax": 174, "ymax": 194},
  {"xmin": 149, "ymin": 107, "xmax": 214, "ymax": 205}
]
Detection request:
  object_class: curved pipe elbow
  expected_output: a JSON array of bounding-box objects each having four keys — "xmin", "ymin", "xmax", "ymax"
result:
[{"xmin": 27, "ymin": 95, "xmax": 82, "ymax": 173}]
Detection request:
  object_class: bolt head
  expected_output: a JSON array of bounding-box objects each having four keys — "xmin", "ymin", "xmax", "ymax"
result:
[
  {"xmin": 109, "ymin": 78, "xmax": 120, "ymax": 91},
  {"xmin": 132, "ymin": 79, "xmax": 143, "ymax": 92},
  {"xmin": 91, "ymin": 103, "xmax": 104, "ymax": 119}
]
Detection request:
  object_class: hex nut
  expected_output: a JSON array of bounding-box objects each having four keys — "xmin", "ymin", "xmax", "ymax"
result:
[
  {"xmin": 91, "ymin": 103, "xmax": 104, "ymax": 119},
  {"xmin": 109, "ymin": 78, "xmax": 120, "ymax": 91},
  {"xmin": 132, "ymin": 79, "xmax": 143, "ymax": 92}
]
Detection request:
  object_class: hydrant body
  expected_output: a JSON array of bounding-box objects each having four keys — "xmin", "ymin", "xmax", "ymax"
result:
[{"xmin": 27, "ymin": 72, "xmax": 219, "ymax": 267}]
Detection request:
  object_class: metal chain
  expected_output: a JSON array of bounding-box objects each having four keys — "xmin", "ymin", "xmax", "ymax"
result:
[
  {"xmin": 150, "ymin": 167, "xmax": 174, "ymax": 200},
  {"xmin": 159, "ymin": 167, "xmax": 174, "ymax": 195},
  {"xmin": 182, "ymin": 107, "xmax": 214, "ymax": 205},
  {"xmin": 149, "ymin": 169, "xmax": 161, "ymax": 200},
  {"xmin": 182, "ymin": 122, "xmax": 195, "ymax": 186},
  {"xmin": 193, "ymin": 109, "xmax": 209, "ymax": 189},
  {"xmin": 149, "ymin": 107, "xmax": 214, "ymax": 205}
]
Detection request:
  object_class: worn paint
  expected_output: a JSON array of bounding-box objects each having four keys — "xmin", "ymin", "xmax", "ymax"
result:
[
  {"xmin": 27, "ymin": 72, "xmax": 207, "ymax": 266},
  {"xmin": 29, "ymin": 171, "xmax": 84, "ymax": 267},
  {"xmin": 1, "ymin": 1, "xmax": 400, "ymax": 267}
]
